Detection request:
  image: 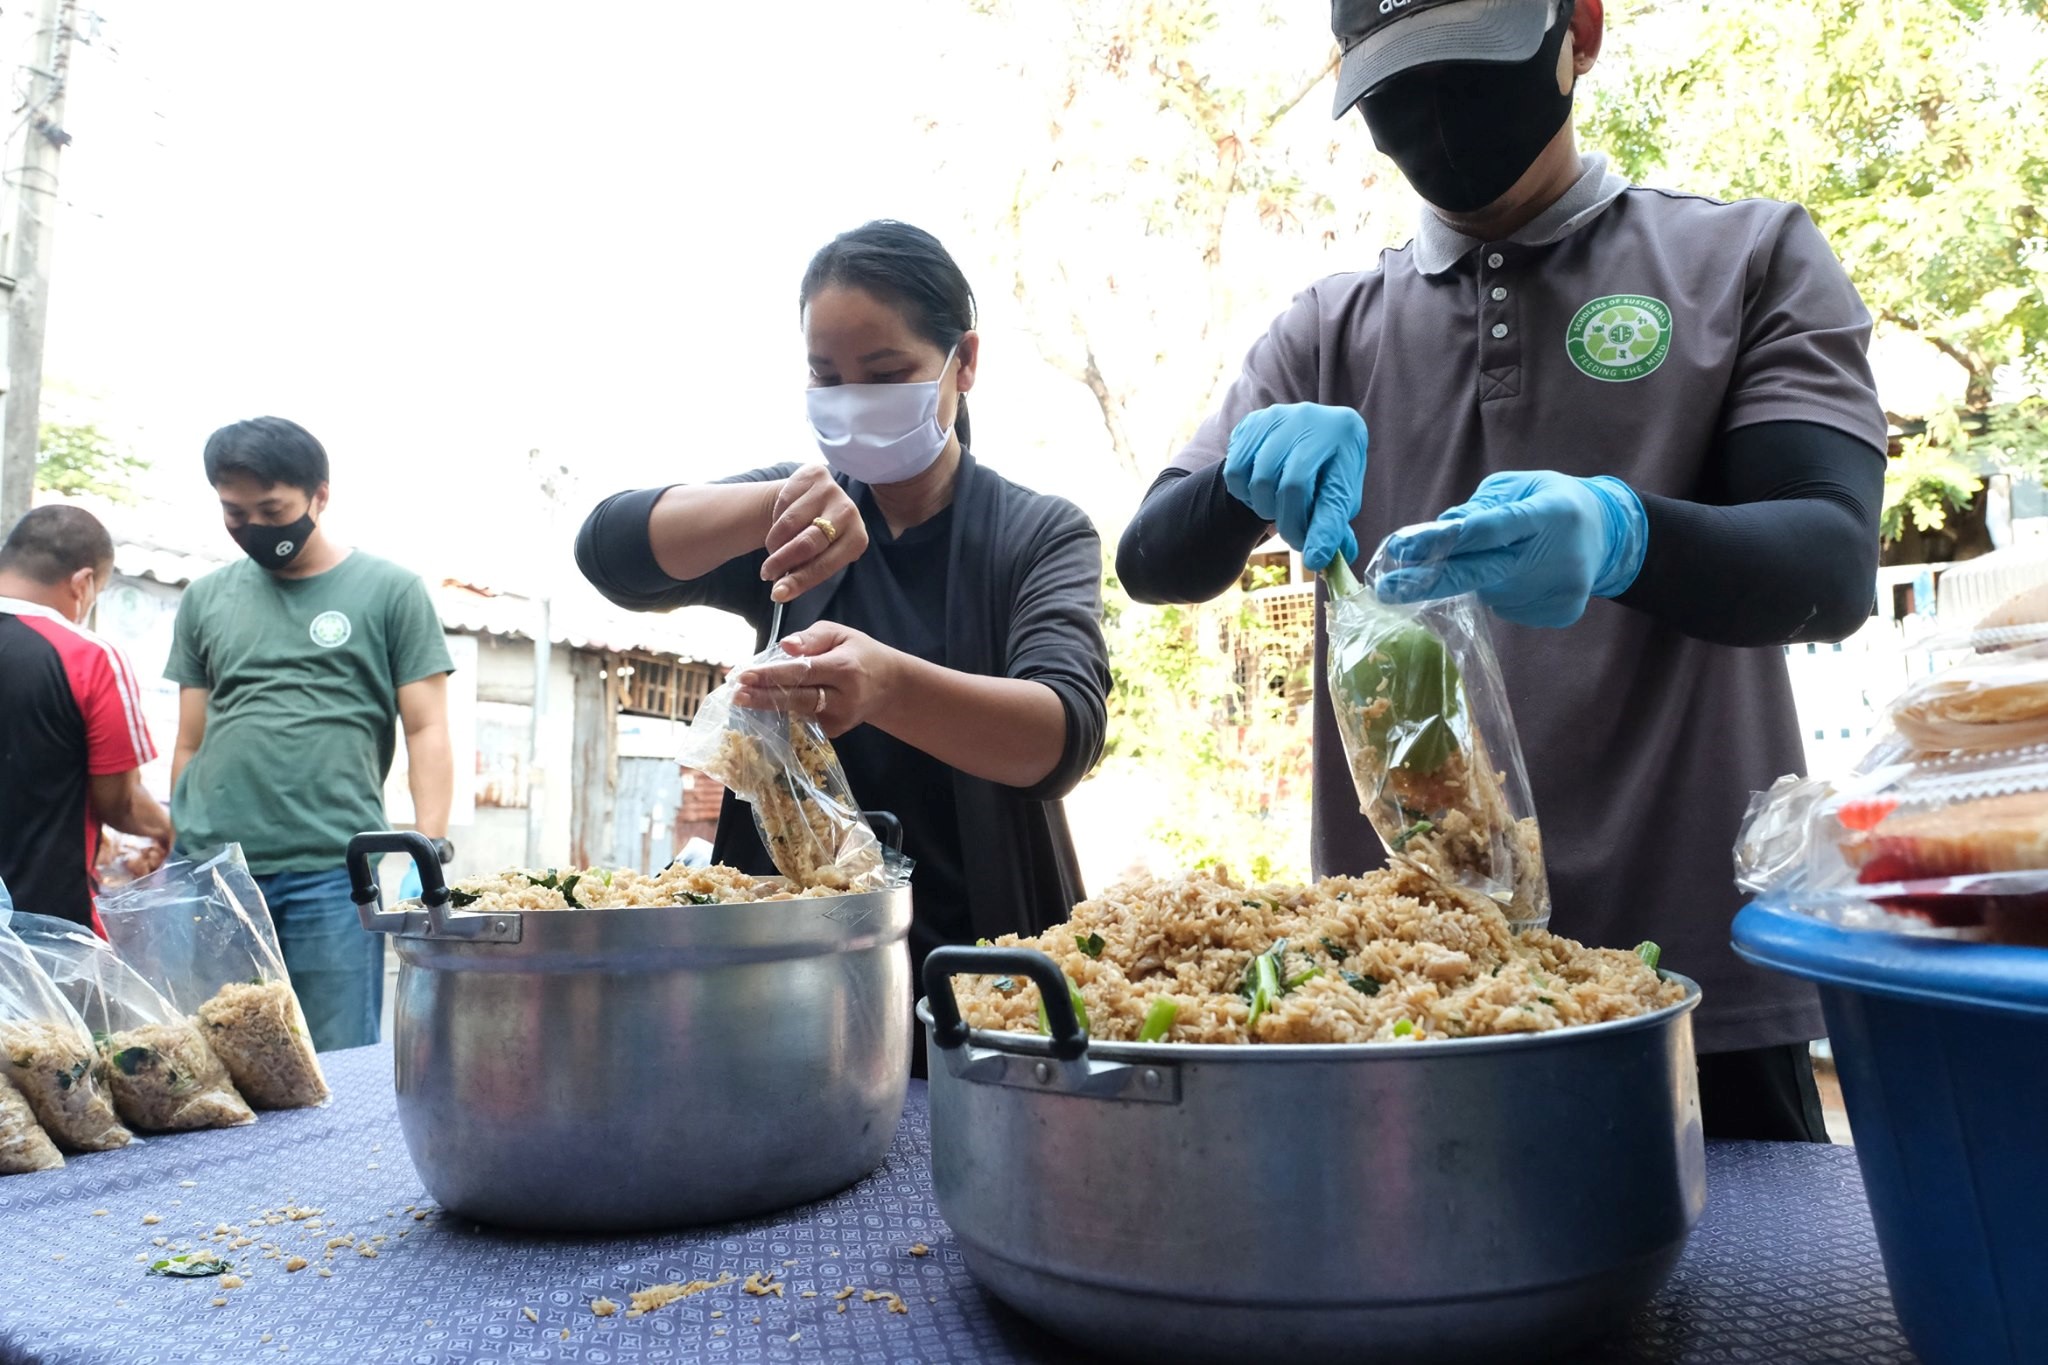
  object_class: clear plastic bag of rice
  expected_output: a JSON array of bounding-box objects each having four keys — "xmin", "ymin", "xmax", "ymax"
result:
[
  {"xmin": 0, "ymin": 890, "xmax": 133, "ymax": 1153},
  {"xmin": 677, "ymin": 643, "xmax": 910, "ymax": 893},
  {"xmin": 0, "ymin": 1071, "xmax": 64, "ymax": 1175},
  {"xmin": 1323, "ymin": 539, "xmax": 1550, "ymax": 930},
  {"xmin": 10, "ymin": 911, "xmax": 254, "ymax": 1131},
  {"xmin": 99, "ymin": 846, "xmax": 329, "ymax": 1110}
]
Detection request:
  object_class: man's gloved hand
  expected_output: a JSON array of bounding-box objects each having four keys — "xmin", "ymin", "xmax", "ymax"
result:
[
  {"xmin": 1375, "ymin": 471, "xmax": 1648, "ymax": 628},
  {"xmin": 1222, "ymin": 403, "xmax": 1369, "ymax": 571}
]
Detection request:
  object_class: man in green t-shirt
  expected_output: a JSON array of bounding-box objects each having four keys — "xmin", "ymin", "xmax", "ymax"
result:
[{"xmin": 166, "ymin": 417, "xmax": 455, "ymax": 1050}]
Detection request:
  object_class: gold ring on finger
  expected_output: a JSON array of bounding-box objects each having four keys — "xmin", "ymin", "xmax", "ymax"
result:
[
  {"xmin": 815, "ymin": 686, "xmax": 828, "ymax": 715},
  {"xmin": 813, "ymin": 515, "xmax": 839, "ymax": 544}
]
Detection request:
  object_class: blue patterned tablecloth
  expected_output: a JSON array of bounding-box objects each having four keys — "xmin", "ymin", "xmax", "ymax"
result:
[{"xmin": 0, "ymin": 1045, "xmax": 1917, "ymax": 1365}]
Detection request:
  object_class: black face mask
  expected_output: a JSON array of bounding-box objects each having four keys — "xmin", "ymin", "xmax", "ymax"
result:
[
  {"xmin": 1359, "ymin": 1, "xmax": 1576, "ymax": 214},
  {"xmin": 231, "ymin": 510, "xmax": 317, "ymax": 571}
]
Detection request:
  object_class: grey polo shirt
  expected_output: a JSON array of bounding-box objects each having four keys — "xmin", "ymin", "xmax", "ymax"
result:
[{"xmin": 1172, "ymin": 155, "xmax": 1888, "ymax": 1054}]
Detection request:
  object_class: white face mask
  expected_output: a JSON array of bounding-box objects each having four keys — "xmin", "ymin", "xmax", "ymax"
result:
[{"xmin": 805, "ymin": 346, "xmax": 958, "ymax": 485}]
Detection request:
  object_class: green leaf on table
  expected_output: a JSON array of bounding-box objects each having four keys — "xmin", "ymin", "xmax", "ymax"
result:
[{"xmin": 149, "ymin": 1254, "xmax": 232, "ymax": 1278}]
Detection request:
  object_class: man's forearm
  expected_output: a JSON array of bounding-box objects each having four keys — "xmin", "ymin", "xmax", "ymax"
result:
[
  {"xmin": 405, "ymin": 725, "xmax": 455, "ymax": 839},
  {"xmin": 1116, "ymin": 465, "xmax": 1274, "ymax": 605},
  {"xmin": 107, "ymin": 790, "xmax": 173, "ymax": 844},
  {"xmin": 1614, "ymin": 422, "xmax": 1884, "ymax": 647}
]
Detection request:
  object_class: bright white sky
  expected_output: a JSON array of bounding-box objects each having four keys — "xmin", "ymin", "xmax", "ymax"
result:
[{"xmin": 42, "ymin": 0, "xmax": 1177, "ymax": 591}]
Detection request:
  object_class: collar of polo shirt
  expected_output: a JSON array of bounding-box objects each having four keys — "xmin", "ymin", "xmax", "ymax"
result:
[{"xmin": 1410, "ymin": 152, "xmax": 1631, "ymax": 276}]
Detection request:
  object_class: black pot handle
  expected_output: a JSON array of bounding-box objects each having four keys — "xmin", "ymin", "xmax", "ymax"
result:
[
  {"xmin": 346, "ymin": 831, "xmax": 447, "ymax": 911},
  {"xmin": 865, "ymin": 810, "xmax": 904, "ymax": 855},
  {"xmin": 924, "ymin": 945, "xmax": 1087, "ymax": 1062}
]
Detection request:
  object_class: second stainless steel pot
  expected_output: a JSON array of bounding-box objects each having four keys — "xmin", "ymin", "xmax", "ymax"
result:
[
  {"xmin": 349, "ymin": 832, "xmax": 912, "ymax": 1232},
  {"xmin": 920, "ymin": 945, "xmax": 1706, "ymax": 1365}
]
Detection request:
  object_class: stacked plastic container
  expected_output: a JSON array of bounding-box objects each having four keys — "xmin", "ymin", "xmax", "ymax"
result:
[{"xmin": 1734, "ymin": 614, "xmax": 2048, "ymax": 1365}]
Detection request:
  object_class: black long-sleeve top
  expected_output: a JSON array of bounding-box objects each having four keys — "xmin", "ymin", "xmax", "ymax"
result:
[{"xmin": 576, "ymin": 451, "xmax": 1112, "ymax": 969}]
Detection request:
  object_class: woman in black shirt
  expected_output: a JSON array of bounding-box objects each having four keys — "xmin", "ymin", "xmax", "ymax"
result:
[{"xmin": 575, "ymin": 221, "xmax": 1112, "ymax": 1074}]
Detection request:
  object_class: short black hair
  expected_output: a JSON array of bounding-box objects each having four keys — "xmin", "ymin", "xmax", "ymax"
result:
[
  {"xmin": 0, "ymin": 505, "xmax": 115, "ymax": 585},
  {"xmin": 202, "ymin": 416, "xmax": 330, "ymax": 495}
]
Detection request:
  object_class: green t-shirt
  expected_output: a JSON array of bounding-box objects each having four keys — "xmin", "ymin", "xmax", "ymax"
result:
[{"xmin": 166, "ymin": 551, "xmax": 454, "ymax": 874}]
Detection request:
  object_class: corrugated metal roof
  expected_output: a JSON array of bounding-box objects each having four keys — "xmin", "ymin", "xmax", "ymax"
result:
[
  {"xmin": 110, "ymin": 538, "xmax": 750, "ymax": 667},
  {"xmin": 431, "ymin": 579, "xmax": 754, "ymax": 667}
]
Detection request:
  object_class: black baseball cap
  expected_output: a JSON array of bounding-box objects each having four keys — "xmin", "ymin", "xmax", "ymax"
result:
[{"xmin": 1331, "ymin": 0, "xmax": 1557, "ymax": 117}]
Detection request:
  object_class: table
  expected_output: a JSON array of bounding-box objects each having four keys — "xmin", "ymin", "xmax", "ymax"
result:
[{"xmin": 0, "ymin": 1045, "xmax": 1919, "ymax": 1365}]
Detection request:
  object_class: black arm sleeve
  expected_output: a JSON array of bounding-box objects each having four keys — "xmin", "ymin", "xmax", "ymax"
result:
[
  {"xmin": 1115, "ymin": 462, "xmax": 1274, "ymax": 605},
  {"xmin": 573, "ymin": 465, "xmax": 796, "ymax": 619},
  {"xmin": 1615, "ymin": 420, "xmax": 1884, "ymax": 647}
]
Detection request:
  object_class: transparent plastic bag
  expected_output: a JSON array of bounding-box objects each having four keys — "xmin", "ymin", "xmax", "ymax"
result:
[
  {"xmin": 1323, "ymin": 536, "xmax": 1550, "ymax": 929},
  {"xmin": 0, "ymin": 1071, "xmax": 64, "ymax": 1175},
  {"xmin": 99, "ymin": 846, "xmax": 330, "ymax": 1109},
  {"xmin": 0, "ymin": 885, "xmax": 133, "ymax": 1153},
  {"xmin": 1736, "ymin": 744, "xmax": 2048, "ymax": 944},
  {"xmin": 1889, "ymin": 643, "xmax": 2048, "ymax": 754},
  {"xmin": 678, "ymin": 644, "xmax": 909, "ymax": 894},
  {"xmin": 10, "ymin": 911, "xmax": 254, "ymax": 1131},
  {"xmin": 96, "ymin": 831, "xmax": 168, "ymax": 892}
]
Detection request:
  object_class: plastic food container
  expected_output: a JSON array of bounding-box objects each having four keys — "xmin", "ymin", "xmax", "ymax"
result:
[{"xmin": 1732, "ymin": 903, "xmax": 2048, "ymax": 1365}]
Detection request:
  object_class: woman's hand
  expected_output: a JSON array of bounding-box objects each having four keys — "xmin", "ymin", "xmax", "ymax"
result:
[
  {"xmin": 732, "ymin": 622, "xmax": 903, "ymax": 737},
  {"xmin": 759, "ymin": 465, "xmax": 868, "ymax": 603}
]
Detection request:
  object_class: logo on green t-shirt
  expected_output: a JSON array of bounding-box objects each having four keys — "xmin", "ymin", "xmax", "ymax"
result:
[
  {"xmin": 309, "ymin": 610, "xmax": 353, "ymax": 648},
  {"xmin": 1566, "ymin": 295, "xmax": 1672, "ymax": 382}
]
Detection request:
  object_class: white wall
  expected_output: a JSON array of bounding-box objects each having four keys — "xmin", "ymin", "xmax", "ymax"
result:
[{"xmin": 455, "ymin": 634, "xmax": 578, "ymax": 875}]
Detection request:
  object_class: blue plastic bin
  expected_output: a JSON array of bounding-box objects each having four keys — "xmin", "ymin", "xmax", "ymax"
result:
[{"xmin": 1732, "ymin": 904, "xmax": 2048, "ymax": 1365}]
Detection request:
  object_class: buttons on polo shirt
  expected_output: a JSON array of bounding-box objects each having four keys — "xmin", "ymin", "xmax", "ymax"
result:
[
  {"xmin": 1487, "ymin": 252, "xmax": 1505, "ymax": 268},
  {"xmin": 1491, "ymin": 286, "xmax": 1508, "ymax": 301},
  {"xmin": 1491, "ymin": 323, "xmax": 1509, "ymax": 339}
]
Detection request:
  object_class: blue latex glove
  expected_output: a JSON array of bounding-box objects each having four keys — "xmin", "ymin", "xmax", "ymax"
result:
[
  {"xmin": 399, "ymin": 861, "xmax": 422, "ymax": 902},
  {"xmin": 1222, "ymin": 403, "xmax": 1369, "ymax": 571},
  {"xmin": 1376, "ymin": 471, "xmax": 1648, "ymax": 628}
]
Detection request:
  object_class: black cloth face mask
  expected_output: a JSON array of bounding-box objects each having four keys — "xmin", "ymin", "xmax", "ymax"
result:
[
  {"xmin": 1359, "ymin": 1, "xmax": 1577, "ymax": 214},
  {"xmin": 232, "ymin": 510, "xmax": 317, "ymax": 571}
]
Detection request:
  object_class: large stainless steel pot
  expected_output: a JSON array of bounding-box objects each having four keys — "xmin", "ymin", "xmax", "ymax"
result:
[
  {"xmin": 347, "ymin": 832, "xmax": 910, "ymax": 1233},
  {"xmin": 921, "ymin": 945, "xmax": 1705, "ymax": 1365}
]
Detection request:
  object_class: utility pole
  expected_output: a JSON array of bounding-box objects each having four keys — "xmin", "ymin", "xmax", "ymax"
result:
[
  {"xmin": 525, "ymin": 449, "xmax": 563, "ymax": 867},
  {"xmin": 0, "ymin": 0, "xmax": 78, "ymax": 529}
]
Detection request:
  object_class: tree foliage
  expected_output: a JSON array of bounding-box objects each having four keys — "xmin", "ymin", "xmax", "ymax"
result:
[
  {"xmin": 36, "ymin": 422, "xmax": 150, "ymax": 504},
  {"xmin": 1583, "ymin": 0, "xmax": 2048, "ymax": 533},
  {"xmin": 1101, "ymin": 565, "xmax": 1313, "ymax": 880},
  {"xmin": 945, "ymin": 1, "xmax": 1399, "ymax": 483},
  {"xmin": 1882, "ymin": 435, "xmax": 1984, "ymax": 541}
]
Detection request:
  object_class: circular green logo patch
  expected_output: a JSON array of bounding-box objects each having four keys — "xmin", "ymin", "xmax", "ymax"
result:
[
  {"xmin": 309, "ymin": 610, "xmax": 352, "ymax": 648},
  {"xmin": 1566, "ymin": 294, "xmax": 1673, "ymax": 382}
]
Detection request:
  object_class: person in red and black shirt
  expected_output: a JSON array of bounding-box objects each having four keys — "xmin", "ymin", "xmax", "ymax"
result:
[{"xmin": 0, "ymin": 505, "xmax": 171, "ymax": 931}]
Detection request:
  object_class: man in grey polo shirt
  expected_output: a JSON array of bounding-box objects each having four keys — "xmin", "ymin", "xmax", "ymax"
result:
[{"xmin": 1118, "ymin": 0, "xmax": 1886, "ymax": 1140}]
